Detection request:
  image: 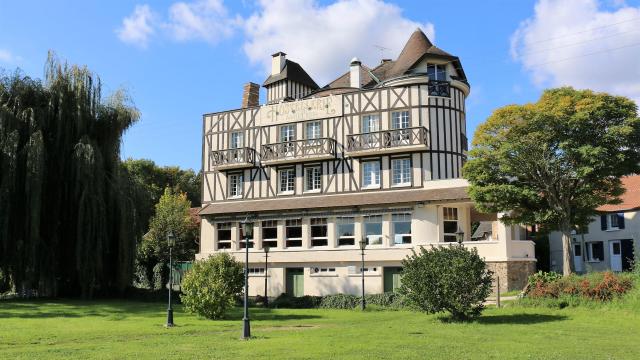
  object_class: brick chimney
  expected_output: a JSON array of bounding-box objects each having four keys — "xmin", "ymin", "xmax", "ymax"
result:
[{"xmin": 242, "ymin": 82, "xmax": 260, "ymax": 108}]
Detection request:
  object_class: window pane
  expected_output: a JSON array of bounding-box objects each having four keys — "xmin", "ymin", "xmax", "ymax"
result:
[
  {"xmin": 392, "ymin": 158, "xmax": 411, "ymax": 185},
  {"xmin": 593, "ymin": 242, "xmax": 604, "ymax": 261},
  {"xmin": 363, "ymin": 161, "xmax": 380, "ymax": 186},
  {"xmin": 392, "ymin": 111, "xmax": 409, "ymax": 129},
  {"xmin": 444, "ymin": 221, "xmax": 458, "ymax": 234},
  {"xmin": 286, "ymin": 226, "xmax": 302, "ymax": 238},
  {"xmin": 306, "ymin": 121, "xmax": 321, "ymax": 139},
  {"xmin": 263, "ymin": 227, "xmax": 277, "ymax": 239},
  {"xmin": 218, "ymin": 229, "xmax": 231, "ymax": 241}
]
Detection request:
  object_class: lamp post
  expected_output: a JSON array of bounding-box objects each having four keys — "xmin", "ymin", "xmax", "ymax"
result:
[
  {"xmin": 166, "ymin": 231, "xmax": 175, "ymax": 327},
  {"xmin": 263, "ymin": 245, "xmax": 270, "ymax": 307},
  {"xmin": 359, "ymin": 237, "xmax": 367, "ymax": 311},
  {"xmin": 456, "ymin": 228, "xmax": 465, "ymax": 245},
  {"xmin": 240, "ymin": 217, "xmax": 253, "ymax": 339}
]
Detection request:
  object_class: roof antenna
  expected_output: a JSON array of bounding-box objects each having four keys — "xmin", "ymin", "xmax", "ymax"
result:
[{"xmin": 373, "ymin": 44, "xmax": 390, "ymax": 60}]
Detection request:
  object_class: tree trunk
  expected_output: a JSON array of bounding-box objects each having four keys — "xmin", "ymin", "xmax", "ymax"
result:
[{"xmin": 560, "ymin": 225, "xmax": 573, "ymax": 276}]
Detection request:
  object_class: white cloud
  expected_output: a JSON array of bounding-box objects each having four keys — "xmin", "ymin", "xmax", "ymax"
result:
[
  {"xmin": 511, "ymin": 0, "xmax": 640, "ymax": 103},
  {"xmin": 242, "ymin": 0, "xmax": 435, "ymax": 85},
  {"xmin": 116, "ymin": 4, "xmax": 156, "ymax": 48},
  {"xmin": 165, "ymin": 0, "xmax": 239, "ymax": 43},
  {"xmin": 0, "ymin": 49, "xmax": 20, "ymax": 64}
]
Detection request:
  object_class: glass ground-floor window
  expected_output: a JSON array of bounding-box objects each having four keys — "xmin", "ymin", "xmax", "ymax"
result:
[
  {"xmin": 392, "ymin": 213, "xmax": 412, "ymax": 244},
  {"xmin": 285, "ymin": 219, "xmax": 302, "ymax": 247},
  {"xmin": 586, "ymin": 241, "xmax": 604, "ymax": 262},
  {"xmin": 337, "ymin": 217, "xmax": 355, "ymax": 246},
  {"xmin": 443, "ymin": 207, "xmax": 459, "ymax": 242},
  {"xmin": 310, "ymin": 218, "xmax": 328, "ymax": 247},
  {"xmin": 217, "ymin": 222, "xmax": 232, "ymax": 249},
  {"xmin": 364, "ymin": 215, "xmax": 383, "ymax": 245},
  {"xmin": 262, "ymin": 220, "xmax": 278, "ymax": 248}
]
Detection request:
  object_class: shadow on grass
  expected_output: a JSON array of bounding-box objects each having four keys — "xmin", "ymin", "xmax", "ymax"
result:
[
  {"xmin": 223, "ymin": 308, "xmax": 322, "ymax": 321},
  {"xmin": 0, "ymin": 300, "xmax": 171, "ymax": 319},
  {"xmin": 437, "ymin": 313, "xmax": 568, "ymax": 324}
]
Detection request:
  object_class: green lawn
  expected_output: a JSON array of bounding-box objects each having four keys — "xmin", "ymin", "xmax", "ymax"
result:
[{"xmin": 1, "ymin": 300, "xmax": 639, "ymax": 359}]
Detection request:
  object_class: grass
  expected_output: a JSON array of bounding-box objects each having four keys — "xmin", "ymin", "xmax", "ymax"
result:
[{"xmin": 1, "ymin": 299, "xmax": 639, "ymax": 359}]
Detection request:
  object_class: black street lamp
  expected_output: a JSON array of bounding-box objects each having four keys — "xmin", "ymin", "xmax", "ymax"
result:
[
  {"xmin": 166, "ymin": 231, "xmax": 176, "ymax": 327},
  {"xmin": 263, "ymin": 245, "xmax": 270, "ymax": 307},
  {"xmin": 240, "ymin": 217, "xmax": 253, "ymax": 339},
  {"xmin": 359, "ymin": 237, "xmax": 367, "ymax": 311},
  {"xmin": 456, "ymin": 228, "xmax": 465, "ymax": 244}
]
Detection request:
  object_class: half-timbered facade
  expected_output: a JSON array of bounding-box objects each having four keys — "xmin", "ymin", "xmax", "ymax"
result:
[{"xmin": 197, "ymin": 29, "xmax": 536, "ymax": 295}]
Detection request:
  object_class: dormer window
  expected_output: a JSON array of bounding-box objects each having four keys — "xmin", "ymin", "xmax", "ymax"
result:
[{"xmin": 427, "ymin": 64, "xmax": 447, "ymax": 81}]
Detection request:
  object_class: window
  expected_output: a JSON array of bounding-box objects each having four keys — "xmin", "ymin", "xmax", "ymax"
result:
[
  {"xmin": 362, "ymin": 160, "xmax": 381, "ymax": 188},
  {"xmin": 362, "ymin": 114, "xmax": 380, "ymax": 147},
  {"xmin": 306, "ymin": 121, "xmax": 321, "ymax": 140},
  {"xmin": 230, "ymin": 131, "xmax": 243, "ymax": 149},
  {"xmin": 364, "ymin": 215, "xmax": 383, "ymax": 245},
  {"xmin": 443, "ymin": 207, "xmax": 459, "ymax": 242},
  {"xmin": 279, "ymin": 168, "xmax": 295, "ymax": 193},
  {"xmin": 311, "ymin": 267, "xmax": 336, "ymax": 275},
  {"xmin": 228, "ymin": 173, "xmax": 243, "ymax": 198},
  {"xmin": 427, "ymin": 64, "xmax": 447, "ymax": 81},
  {"xmin": 391, "ymin": 111, "xmax": 410, "ymax": 129},
  {"xmin": 586, "ymin": 242, "xmax": 604, "ymax": 262},
  {"xmin": 391, "ymin": 158, "xmax": 411, "ymax": 186},
  {"xmin": 285, "ymin": 219, "xmax": 302, "ymax": 247},
  {"xmin": 262, "ymin": 220, "xmax": 278, "ymax": 248},
  {"xmin": 359, "ymin": 267, "xmax": 378, "ymax": 273},
  {"xmin": 280, "ymin": 124, "xmax": 296, "ymax": 154},
  {"xmin": 239, "ymin": 222, "xmax": 254, "ymax": 249},
  {"xmin": 311, "ymin": 218, "xmax": 328, "ymax": 247},
  {"xmin": 217, "ymin": 222, "xmax": 231, "ymax": 249},
  {"xmin": 305, "ymin": 166, "xmax": 321, "ymax": 192},
  {"xmin": 248, "ymin": 268, "xmax": 265, "ymax": 276},
  {"xmin": 337, "ymin": 217, "xmax": 355, "ymax": 246},
  {"xmin": 602, "ymin": 213, "xmax": 625, "ymax": 231},
  {"xmin": 392, "ymin": 213, "xmax": 412, "ymax": 244}
]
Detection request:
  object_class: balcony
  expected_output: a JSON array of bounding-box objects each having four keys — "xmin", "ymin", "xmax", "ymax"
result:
[
  {"xmin": 427, "ymin": 80, "xmax": 450, "ymax": 97},
  {"xmin": 261, "ymin": 138, "xmax": 337, "ymax": 165},
  {"xmin": 210, "ymin": 147, "xmax": 256, "ymax": 170},
  {"xmin": 345, "ymin": 127, "xmax": 429, "ymax": 156}
]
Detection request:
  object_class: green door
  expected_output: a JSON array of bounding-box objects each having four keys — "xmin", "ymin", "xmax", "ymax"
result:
[
  {"xmin": 286, "ymin": 268, "xmax": 304, "ymax": 297},
  {"xmin": 384, "ymin": 267, "xmax": 403, "ymax": 293}
]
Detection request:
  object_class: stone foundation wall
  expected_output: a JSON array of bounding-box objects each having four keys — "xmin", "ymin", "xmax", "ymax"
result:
[{"xmin": 486, "ymin": 261, "xmax": 536, "ymax": 293}]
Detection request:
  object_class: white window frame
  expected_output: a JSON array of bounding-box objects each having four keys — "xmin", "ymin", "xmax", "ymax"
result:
[
  {"xmin": 216, "ymin": 222, "xmax": 232, "ymax": 249},
  {"xmin": 391, "ymin": 111, "xmax": 410, "ymax": 129},
  {"xmin": 304, "ymin": 166, "xmax": 322, "ymax": 192},
  {"xmin": 310, "ymin": 266, "xmax": 337, "ymax": 277},
  {"xmin": 279, "ymin": 168, "xmax": 295, "ymax": 194},
  {"xmin": 310, "ymin": 218, "xmax": 328, "ymax": 247},
  {"xmin": 337, "ymin": 217, "xmax": 355, "ymax": 246},
  {"xmin": 364, "ymin": 215, "xmax": 383, "ymax": 245},
  {"xmin": 391, "ymin": 158, "xmax": 411, "ymax": 186},
  {"xmin": 261, "ymin": 220, "xmax": 278, "ymax": 248},
  {"xmin": 305, "ymin": 121, "xmax": 321, "ymax": 140},
  {"xmin": 392, "ymin": 213, "xmax": 412, "ymax": 245},
  {"xmin": 362, "ymin": 114, "xmax": 380, "ymax": 133},
  {"xmin": 228, "ymin": 173, "xmax": 243, "ymax": 198},
  {"xmin": 248, "ymin": 268, "xmax": 266, "ymax": 276},
  {"xmin": 230, "ymin": 131, "xmax": 243, "ymax": 149},
  {"xmin": 607, "ymin": 213, "xmax": 621, "ymax": 230},
  {"xmin": 427, "ymin": 63, "xmax": 447, "ymax": 81},
  {"xmin": 362, "ymin": 160, "xmax": 381, "ymax": 188},
  {"xmin": 442, "ymin": 207, "xmax": 459, "ymax": 243},
  {"xmin": 285, "ymin": 219, "xmax": 302, "ymax": 247}
]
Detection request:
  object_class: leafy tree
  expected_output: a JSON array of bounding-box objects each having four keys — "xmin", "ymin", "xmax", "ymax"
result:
[
  {"xmin": 463, "ymin": 88, "xmax": 640, "ymax": 276},
  {"xmin": 399, "ymin": 245, "xmax": 493, "ymax": 320},
  {"xmin": 0, "ymin": 53, "xmax": 143, "ymax": 297},
  {"xmin": 180, "ymin": 253, "xmax": 244, "ymax": 320},
  {"xmin": 138, "ymin": 188, "xmax": 199, "ymax": 289}
]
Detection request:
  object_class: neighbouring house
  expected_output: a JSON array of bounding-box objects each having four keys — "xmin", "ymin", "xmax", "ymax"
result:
[
  {"xmin": 549, "ymin": 175, "xmax": 640, "ymax": 273},
  {"xmin": 196, "ymin": 28, "xmax": 536, "ymax": 296}
]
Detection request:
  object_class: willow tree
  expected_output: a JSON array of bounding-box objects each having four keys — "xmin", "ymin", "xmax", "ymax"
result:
[
  {"xmin": 463, "ymin": 87, "xmax": 640, "ymax": 276},
  {"xmin": 0, "ymin": 53, "xmax": 143, "ymax": 297}
]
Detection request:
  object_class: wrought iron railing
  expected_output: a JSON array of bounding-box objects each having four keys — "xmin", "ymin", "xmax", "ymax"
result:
[
  {"xmin": 428, "ymin": 80, "xmax": 450, "ymax": 97},
  {"xmin": 346, "ymin": 127, "xmax": 429, "ymax": 152},
  {"xmin": 210, "ymin": 147, "xmax": 256, "ymax": 167},
  {"xmin": 261, "ymin": 138, "xmax": 337, "ymax": 161}
]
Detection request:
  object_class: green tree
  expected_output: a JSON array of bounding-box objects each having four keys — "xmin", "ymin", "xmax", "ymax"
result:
[
  {"xmin": 463, "ymin": 87, "xmax": 640, "ymax": 276},
  {"xmin": 0, "ymin": 53, "xmax": 143, "ymax": 297},
  {"xmin": 180, "ymin": 253, "xmax": 244, "ymax": 320},
  {"xmin": 138, "ymin": 188, "xmax": 198, "ymax": 289},
  {"xmin": 399, "ymin": 245, "xmax": 493, "ymax": 320}
]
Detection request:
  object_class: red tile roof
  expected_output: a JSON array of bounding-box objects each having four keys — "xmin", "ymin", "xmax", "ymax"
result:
[{"xmin": 598, "ymin": 175, "xmax": 640, "ymax": 212}]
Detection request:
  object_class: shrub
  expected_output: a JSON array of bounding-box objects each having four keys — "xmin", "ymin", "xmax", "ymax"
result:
[
  {"xmin": 180, "ymin": 253, "xmax": 244, "ymax": 319},
  {"xmin": 399, "ymin": 245, "xmax": 493, "ymax": 320},
  {"xmin": 527, "ymin": 271, "xmax": 562, "ymax": 287},
  {"xmin": 319, "ymin": 294, "xmax": 360, "ymax": 309},
  {"xmin": 525, "ymin": 271, "xmax": 633, "ymax": 303},
  {"xmin": 269, "ymin": 294, "xmax": 322, "ymax": 309}
]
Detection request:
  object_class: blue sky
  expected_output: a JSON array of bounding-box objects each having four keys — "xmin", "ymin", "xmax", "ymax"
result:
[{"xmin": 1, "ymin": 0, "xmax": 639, "ymax": 171}]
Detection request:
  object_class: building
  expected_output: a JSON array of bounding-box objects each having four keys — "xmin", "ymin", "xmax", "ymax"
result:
[
  {"xmin": 196, "ymin": 29, "xmax": 536, "ymax": 296},
  {"xmin": 549, "ymin": 175, "xmax": 640, "ymax": 273}
]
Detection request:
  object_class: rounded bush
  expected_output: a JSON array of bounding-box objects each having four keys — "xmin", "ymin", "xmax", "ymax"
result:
[
  {"xmin": 399, "ymin": 245, "xmax": 493, "ymax": 320},
  {"xmin": 180, "ymin": 253, "xmax": 244, "ymax": 319}
]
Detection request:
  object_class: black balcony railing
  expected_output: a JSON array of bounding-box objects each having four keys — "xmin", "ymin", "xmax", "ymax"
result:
[
  {"xmin": 428, "ymin": 80, "xmax": 450, "ymax": 97},
  {"xmin": 346, "ymin": 127, "xmax": 429, "ymax": 153},
  {"xmin": 261, "ymin": 138, "xmax": 337, "ymax": 162},
  {"xmin": 210, "ymin": 147, "xmax": 256, "ymax": 167}
]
